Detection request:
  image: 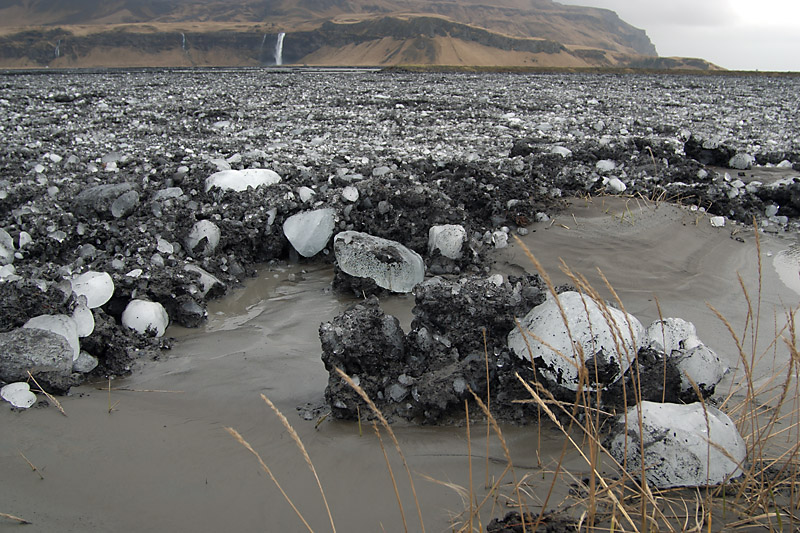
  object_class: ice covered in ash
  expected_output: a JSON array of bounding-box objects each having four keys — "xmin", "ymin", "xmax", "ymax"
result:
[
  {"xmin": 121, "ymin": 300, "xmax": 169, "ymax": 337},
  {"xmin": 607, "ymin": 401, "xmax": 745, "ymax": 488},
  {"xmin": 428, "ymin": 224, "xmax": 467, "ymax": 259},
  {"xmin": 283, "ymin": 208, "xmax": 336, "ymax": 258},
  {"xmin": 204, "ymin": 169, "xmax": 281, "ymax": 192},
  {"xmin": 23, "ymin": 314, "xmax": 81, "ymax": 361},
  {"xmin": 0, "ymin": 228, "xmax": 14, "ymax": 265},
  {"xmin": 1, "ymin": 382, "xmax": 37, "ymax": 409},
  {"xmin": 334, "ymin": 231, "xmax": 424, "ymax": 293},
  {"xmin": 508, "ymin": 291, "xmax": 643, "ymax": 391},
  {"xmin": 71, "ymin": 271, "xmax": 114, "ymax": 309},
  {"xmin": 186, "ymin": 220, "xmax": 221, "ymax": 255}
]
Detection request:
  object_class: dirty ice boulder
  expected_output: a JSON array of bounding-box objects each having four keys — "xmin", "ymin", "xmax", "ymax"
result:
[
  {"xmin": 71, "ymin": 271, "xmax": 114, "ymax": 309},
  {"xmin": 283, "ymin": 208, "xmax": 336, "ymax": 258},
  {"xmin": 0, "ymin": 328, "xmax": 75, "ymax": 392},
  {"xmin": 334, "ymin": 231, "xmax": 424, "ymax": 293},
  {"xmin": 606, "ymin": 401, "xmax": 745, "ymax": 488},
  {"xmin": 122, "ymin": 300, "xmax": 169, "ymax": 337},
  {"xmin": 645, "ymin": 318, "xmax": 727, "ymax": 398},
  {"xmin": 23, "ymin": 314, "xmax": 80, "ymax": 361},
  {"xmin": 205, "ymin": 169, "xmax": 281, "ymax": 192},
  {"xmin": 428, "ymin": 224, "xmax": 467, "ymax": 260},
  {"xmin": 508, "ymin": 291, "xmax": 644, "ymax": 391},
  {"xmin": 72, "ymin": 183, "xmax": 136, "ymax": 218}
]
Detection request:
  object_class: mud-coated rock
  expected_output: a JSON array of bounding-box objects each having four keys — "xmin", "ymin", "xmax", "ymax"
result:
[
  {"xmin": 0, "ymin": 328, "xmax": 75, "ymax": 392},
  {"xmin": 320, "ymin": 297, "xmax": 407, "ymax": 419},
  {"xmin": 606, "ymin": 401, "xmax": 745, "ymax": 488}
]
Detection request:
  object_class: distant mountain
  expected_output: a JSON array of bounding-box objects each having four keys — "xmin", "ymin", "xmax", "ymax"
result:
[{"xmin": 0, "ymin": 0, "xmax": 718, "ymax": 69}]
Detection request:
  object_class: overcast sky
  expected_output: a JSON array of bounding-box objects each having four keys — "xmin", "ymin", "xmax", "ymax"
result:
[{"xmin": 558, "ymin": 0, "xmax": 800, "ymax": 71}]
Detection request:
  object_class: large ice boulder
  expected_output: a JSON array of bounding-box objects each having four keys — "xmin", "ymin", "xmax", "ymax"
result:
[
  {"xmin": 23, "ymin": 314, "xmax": 80, "ymax": 361},
  {"xmin": 283, "ymin": 208, "xmax": 336, "ymax": 258},
  {"xmin": 645, "ymin": 318, "xmax": 727, "ymax": 397},
  {"xmin": 606, "ymin": 401, "xmax": 745, "ymax": 488},
  {"xmin": 122, "ymin": 300, "xmax": 169, "ymax": 337},
  {"xmin": 428, "ymin": 224, "xmax": 467, "ymax": 260},
  {"xmin": 0, "ymin": 328, "xmax": 74, "ymax": 392},
  {"xmin": 205, "ymin": 169, "xmax": 281, "ymax": 192},
  {"xmin": 71, "ymin": 271, "xmax": 114, "ymax": 309},
  {"xmin": 508, "ymin": 291, "xmax": 644, "ymax": 391},
  {"xmin": 334, "ymin": 231, "xmax": 424, "ymax": 293}
]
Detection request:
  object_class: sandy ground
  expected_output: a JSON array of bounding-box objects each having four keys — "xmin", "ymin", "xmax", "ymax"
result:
[{"xmin": 2, "ymin": 197, "xmax": 798, "ymax": 532}]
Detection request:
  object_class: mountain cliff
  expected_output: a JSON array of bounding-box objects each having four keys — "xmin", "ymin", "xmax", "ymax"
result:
[{"xmin": 0, "ymin": 0, "xmax": 717, "ymax": 69}]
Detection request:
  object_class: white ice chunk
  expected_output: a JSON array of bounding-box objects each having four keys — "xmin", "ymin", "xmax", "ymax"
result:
[
  {"xmin": 1, "ymin": 382, "xmax": 37, "ymax": 409},
  {"xmin": 283, "ymin": 208, "xmax": 336, "ymax": 258},
  {"xmin": 184, "ymin": 264, "xmax": 224, "ymax": 297},
  {"xmin": 342, "ymin": 186, "xmax": 359, "ymax": 203},
  {"xmin": 24, "ymin": 314, "xmax": 80, "ymax": 361},
  {"xmin": 71, "ymin": 271, "xmax": 114, "ymax": 309},
  {"xmin": 297, "ymin": 186, "xmax": 316, "ymax": 203},
  {"xmin": 334, "ymin": 231, "xmax": 424, "ymax": 293},
  {"xmin": 122, "ymin": 300, "xmax": 169, "ymax": 337},
  {"xmin": 607, "ymin": 401, "xmax": 745, "ymax": 488},
  {"xmin": 157, "ymin": 237, "xmax": 174, "ymax": 254},
  {"xmin": 0, "ymin": 264, "xmax": 16, "ymax": 280},
  {"xmin": 646, "ymin": 318, "xmax": 727, "ymax": 393},
  {"xmin": 605, "ymin": 177, "xmax": 627, "ymax": 194},
  {"xmin": 728, "ymin": 153, "xmax": 754, "ymax": 170},
  {"xmin": 73, "ymin": 351, "xmax": 99, "ymax": 373},
  {"xmin": 709, "ymin": 216, "xmax": 726, "ymax": 228},
  {"xmin": 205, "ymin": 169, "xmax": 281, "ymax": 192},
  {"xmin": 18, "ymin": 231, "xmax": 32, "ymax": 248},
  {"xmin": 596, "ymin": 159, "xmax": 617, "ymax": 173},
  {"xmin": 428, "ymin": 224, "xmax": 467, "ymax": 259},
  {"xmin": 492, "ymin": 231, "xmax": 508, "ymax": 249},
  {"xmin": 551, "ymin": 146, "xmax": 572, "ymax": 158},
  {"xmin": 72, "ymin": 300, "xmax": 95, "ymax": 337},
  {"xmin": 186, "ymin": 220, "xmax": 221, "ymax": 254},
  {"xmin": 508, "ymin": 291, "xmax": 643, "ymax": 391}
]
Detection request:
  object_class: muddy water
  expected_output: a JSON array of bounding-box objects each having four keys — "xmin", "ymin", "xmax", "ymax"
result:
[{"xmin": 2, "ymin": 197, "xmax": 798, "ymax": 532}]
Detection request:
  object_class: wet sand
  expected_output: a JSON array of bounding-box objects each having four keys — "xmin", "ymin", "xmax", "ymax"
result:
[{"xmin": 2, "ymin": 197, "xmax": 798, "ymax": 532}]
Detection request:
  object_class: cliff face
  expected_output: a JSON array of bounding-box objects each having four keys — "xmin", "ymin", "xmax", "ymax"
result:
[{"xmin": 0, "ymin": 0, "xmax": 707, "ymax": 69}]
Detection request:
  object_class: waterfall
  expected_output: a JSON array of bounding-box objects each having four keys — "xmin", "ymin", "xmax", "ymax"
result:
[
  {"xmin": 274, "ymin": 32, "xmax": 286, "ymax": 66},
  {"xmin": 54, "ymin": 39, "xmax": 61, "ymax": 58},
  {"xmin": 181, "ymin": 33, "xmax": 187, "ymax": 51}
]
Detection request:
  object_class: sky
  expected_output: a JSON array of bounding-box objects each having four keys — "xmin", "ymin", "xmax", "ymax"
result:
[{"xmin": 558, "ymin": 0, "xmax": 800, "ymax": 71}]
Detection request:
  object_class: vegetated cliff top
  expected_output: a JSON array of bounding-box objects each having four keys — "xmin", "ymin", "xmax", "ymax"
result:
[{"xmin": 0, "ymin": 0, "xmax": 658, "ymax": 57}]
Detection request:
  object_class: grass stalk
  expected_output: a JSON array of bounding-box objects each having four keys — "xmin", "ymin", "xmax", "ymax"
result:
[
  {"xmin": 261, "ymin": 394, "xmax": 337, "ymax": 533},
  {"xmin": 225, "ymin": 426, "xmax": 314, "ymax": 533},
  {"xmin": 335, "ymin": 367, "xmax": 426, "ymax": 533}
]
